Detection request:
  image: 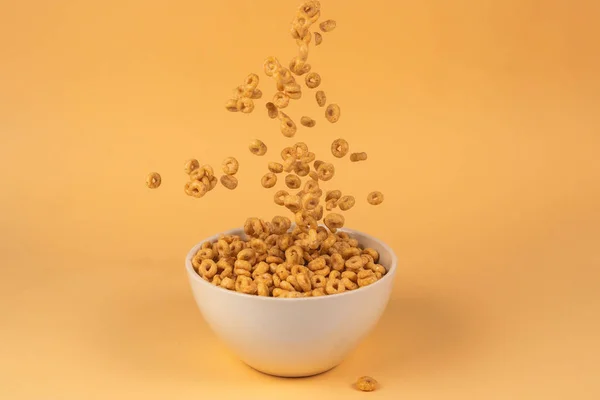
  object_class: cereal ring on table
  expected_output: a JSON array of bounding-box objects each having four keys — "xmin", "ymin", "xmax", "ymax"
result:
[
  {"xmin": 271, "ymin": 215, "xmax": 291, "ymax": 235},
  {"xmin": 238, "ymin": 97, "xmax": 254, "ymax": 114},
  {"xmin": 284, "ymin": 195, "xmax": 302, "ymax": 213},
  {"xmin": 273, "ymin": 92, "xmax": 290, "ymax": 109},
  {"xmin": 184, "ymin": 159, "xmax": 200, "ymax": 175},
  {"xmin": 235, "ymin": 276, "xmax": 258, "ymax": 295},
  {"xmin": 261, "ymin": 172, "xmax": 277, "ymax": 188},
  {"xmin": 221, "ymin": 157, "xmax": 239, "ymax": 175},
  {"xmin": 263, "ymin": 56, "xmax": 281, "ymax": 77},
  {"xmin": 265, "ymin": 102, "xmax": 279, "ymax": 119},
  {"xmin": 249, "ymin": 139, "xmax": 267, "ymax": 156},
  {"xmin": 338, "ymin": 195, "xmax": 355, "ymax": 211},
  {"xmin": 324, "ymin": 213, "xmax": 345, "ymax": 233},
  {"xmin": 300, "ymin": 116, "xmax": 316, "ymax": 127},
  {"xmin": 285, "ymin": 174, "xmax": 302, "ymax": 189},
  {"xmin": 279, "ymin": 113, "xmax": 297, "ymax": 137},
  {"xmin": 317, "ymin": 163, "xmax": 335, "ymax": 181},
  {"xmin": 146, "ymin": 172, "xmax": 161, "ymax": 189},
  {"xmin": 283, "ymin": 82, "xmax": 302, "ymax": 99},
  {"xmin": 345, "ymin": 255, "xmax": 365, "ymax": 270},
  {"xmin": 244, "ymin": 73, "xmax": 259, "ymax": 89},
  {"xmin": 367, "ymin": 191, "xmax": 384, "ymax": 205},
  {"xmin": 325, "ymin": 278, "xmax": 345, "ymax": 295},
  {"xmin": 331, "ymin": 138, "xmax": 349, "ymax": 158},
  {"xmin": 268, "ymin": 162, "xmax": 283, "ymax": 173},
  {"xmin": 220, "ymin": 175, "xmax": 238, "ymax": 190},
  {"xmin": 350, "ymin": 152, "xmax": 368, "ymax": 162},
  {"xmin": 355, "ymin": 376, "xmax": 378, "ymax": 392},
  {"xmin": 314, "ymin": 31, "xmax": 323, "ymax": 45},
  {"xmin": 294, "ymin": 162, "xmax": 310, "ymax": 177},
  {"xmin": 319, "ymin": 19, "xmax": 337, "ymax": 32},
  {"xmin": 325, "ymin": 103, "xmax": 341, "ymax": 123},
  {"xmin": 274, "ymin": 190, "xmax": 289, "ymax": 206},
  {"xmin": 225, "ymin": 98, "xmax": 240, "ymax": 112},
  {"xmin": 187, "ymin": 181, "xmax": 208, "ymax": 198},
  {"xmin": 301, "ymin": 194, "xmax": 319, "ymax": 211},
  {"xmin": 305, "ymin": 72, "xmax": 321, "ymax": 89},
  {"xmin": 198, "ymin": 259, "xmax": 218, "ymax": 279}
]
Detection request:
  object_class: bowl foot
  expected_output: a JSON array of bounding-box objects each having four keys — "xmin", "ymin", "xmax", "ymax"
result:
[{"xmin": 244, "ymin": 362, "xmax": 340, "ymax": 378}]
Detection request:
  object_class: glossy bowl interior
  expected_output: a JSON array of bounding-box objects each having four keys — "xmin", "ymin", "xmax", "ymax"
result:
[{"xmin": 185, "ymin": 227, "xmax": 398, "ymax": 377}]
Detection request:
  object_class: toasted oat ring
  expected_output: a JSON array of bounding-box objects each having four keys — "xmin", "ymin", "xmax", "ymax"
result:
[{"xmin": 146, "ymin": 172, "xmax": 161, "ymax": 189}]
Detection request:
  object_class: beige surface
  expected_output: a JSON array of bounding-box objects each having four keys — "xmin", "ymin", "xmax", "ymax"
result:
[{"xmin": 1, "ymin": 0, "xmax": 599, "ymax": 398}]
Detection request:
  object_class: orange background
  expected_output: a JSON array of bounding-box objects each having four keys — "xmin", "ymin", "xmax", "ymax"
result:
[{"xmin": 1, "ymin": 0, "xmax": 599, "ymax": 398}]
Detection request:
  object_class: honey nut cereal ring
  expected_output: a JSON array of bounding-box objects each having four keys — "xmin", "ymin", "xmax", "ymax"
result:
[
  {"xmin": 266, "ymin": 102, "xmax": 279, "ymax": 119},
  {"xmin": 283, "ymin": 82, "xmax": 302, "ymax": 99},
  {"xmin": 298, "ymin": 1, "xmax": 321, "ymax": 18},
  {"xmin": 271, "ymin": 216, "xmax": 291, "ymax": 235},
  {"xmin": 319, "ymin": 19, "xmax": 337, "ymax": 32},
  {"xmin": 302, "ymin": 151, "xmax": 316, "ymax": 164},
  {"xmin": 220, "ymin": 175, "xmax": 238, "ymax": 190},
  {"xmin": 236, "ymin": 276, "xmax": 258, "ymax": 295},
  {"xmin": 274, "ymin": 190, "xmax": 289, "ymax": 206},
  {"xmin": 225, "ymin": 98, "xmax": 240, "ymax": 112},
  {"xmin": 296, "ymin": 273, "xmax": 312, "ymax": 292},
  {"xmin": 199, "ymin": 259, "xmax": 218, "ymax": 279},
  {"xmin": 184, "ymin": 159, "xmax": 200, "ymax": 175},
  {"xmin": 284, "ymin": 195, "xmax": 302, "ymax": 213},
  {"xmin": 338, "ymin": 195, "xmax": 355, "ymax": 211},
  {"xmin": 264, "ymin": 56, "xmax": 282, "ymax": 77},
  {"xmin": 313, "ymin": 160, "xmax": 325, "ymax": 171},
  {"xmin": 325, "ymin": 103, "xmax": 341, "ymax": 123},
  {"xmin": 305, "ymin": 72, "xmax": 321, "ymax": 89},
  {"xmin": 312, "ymin": 288, "xmax": 326, "ymax": 297},
  {"xmin": 317, "ymin": 162, "xmax": 335, "ymax": 181},
  {"xmin": 350, "ymin": 152, "xmax": 368, "ymax": 162},
  {"xmin": 355, "ymin": 376, "xmax": 378, "ymax": 392},
  {"xmin": 367, "ymin": 191, "xmax": 384, "ymax": 205},
  {"xmin": 342, "ymin": 277, "xmax": 358, "ymax": 290},
  {"xmin": 250, "ymin": 89, "xmax": 262, "ymax": 99},
  {"xmin": 273, "ymin": 92, "xmax": 290, "ymax": 109},
  {"xmin": 279, "ymin": 113, "xmax": 297, "ymax": 137},
  {"xmin": 331, "ymin": 138, "xmax": 349, "ymax": 158},
  {"xmin": 245, "ymin": 73, "xmax": 259, "ymax": 89},
  {"xmin": 220, "ymin": 277, "xmax": 235, "ymax": 290},
  {"xmin": 325, "ymin": 198, "xmax": 338, "ymax": 211},
  {"xmin": 314, "ymin": 31, "xmax": 323, "ymax": 45},
  {"xmin": 221, "ymin": 157, "xmax": 239, "ymax": 175},
  {"xmin": 283, "ymin": 156, "xmax": 296, "ymax": 173},
  {"xmin": 363, "ymin": 248, "xmax": 380, "ymax": 263},
  {"xmin": 294, "ymin": 161, "xmax": 310, "ymax": 177},
  {"xmin": 238, "ymin": 97, "xmax": 254, "ymax": 114},
  {"xmin": 249, "ymin": 139, "xmax": 268, "ymax": 156},
  {"xmin": 325, "ymin": 278, "xmax": 346, "ymax": 294},
  {"xmin": 345, "ymin": 255, "xmax": 365, "ymax": 270},
  {"xmin": 285, "ymin": 174, "xmax": 302, "ymax": 189},
  {"xmin": 281, "ymin": 146, "xmax": 296, "ymax": 160},
  {"xmin": 188, "ymin": 180, "xmax": 208, "ymax": 198},
  {"xmin": 342, "ymin": 270, "xmax": 358, "ymax": 282},
  {"xmin": 293, "ymin": 142, "xmax": 309, "ymax": 157},
  {"xmin": 300, "ymin": 116, "xmax": 316, "ymax": 127},
  {"xmin": 324, "ymin": 213, "xmax": 345, "ymax": 233},
  {"xmin": 302, "ymin": 194, "xmax": 320, "ymax": 210},
  {"xmin": 315, "ymin": 90, "xmax": 326, "ymax": 107},
  {"xmin": 303, "ymin": 179, "xmax": 319, "ymax": 193},
  {"xmin": 146, "ymin": 172, "xmax": 161, "ymax": 189},
  {"xmin": 261, "ymin": 172, "xmax": 278, "ymax": 188},
  {"xmin": 325, "ymin": 190, "xmax": 342, "ymax": 202},
  {"xmin": 358, "ymin": 275, "xmax": 378, "ymax": 287},
  {"xmin": 268, "ymin": 162, "xmax": 284, "ymax": 173}
]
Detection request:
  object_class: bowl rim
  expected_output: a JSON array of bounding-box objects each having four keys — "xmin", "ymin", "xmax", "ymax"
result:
[{"xmin": 185, "ymin": 226, "xmax": 398, "ymax": 302}]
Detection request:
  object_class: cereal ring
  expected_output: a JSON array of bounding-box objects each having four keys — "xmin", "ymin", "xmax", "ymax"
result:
[
  {"xmin": 331, "ymin": 138, "xmax": 349, "ymax": 158},
  {"xmin": 281, "ymin": 147, "xmax": 296, "ymax": 160},
  {"xmin": 302, "ymin": 194, "xmax": 319, "ymax": 210},
  {"xmin": 319, "ymin": 19, "xmax": 337, "ymax": 32},
  {"xmin": 363, "ymin": 248, "xmax": 380, "ymax": 263},
  {"xmin": 146, "ymin": 172, "xmax": 161, "ymax": 189},
  {"xmin": 250, "ymin": 89, "xmax": 262, "ymax": 99},
  {"xmin": 367, "ymin": 191, "xmax": 384, "ymax": 205},
  {"xmin": 293, "ymin": 142, "xmax": 309, "ymax": 157},
  {"xmin": 300, "ymin": 116, "xmax": 316, "ymax": 127},
  {"xmin": 249, "ymin": 139, "xmax": 268, "ymax": 156},
  {"xmin": 311, "ymin": 204, "xmax": 324, "ymax": 221},
  {"xmin": 350, "ymin": 152, "xmax": 368, "ymax": 162},
  {"xmin": 256, "ymin": 281, "xmax": 270, "ymax": 297},
  {"xmin": 343, "ymin": 247, "xmax": 362, "ymax": 260},
  {"xmin": 305, "ymin": 72, "xmax": 321, "ymax": 89},
  {"xmin": 285, "ymin": 245, "xmax": 304, "ymax": 265},
  {"xmin": 355, "ymin": 376, "xmax": 378, "ymax": 392},
  {"xmin": 225, "ymin": 98, "xmax": 240, "ymax": 112},
  {"xmin": 317, "ymin": 163, "xmax": 335, "ymax": 181},
  {"xmin": 221, "ymin": 157, "xmax": 239, "ymax": 175},
  {"xmin": 284, "ymin": 195, "xmax": 302, "ymax": 212},
  {"xmin": 315, "ymin": 90, "xmax": 326, "ymax": 107},
  {"xmin": 245, "ymin": 73, "xmax": 259, "ymax": 89},
  {"xmin": 211, "ymin": 276, "xmax": 222, "ymax": 286},
  {"xmin": 198, "ymin": 259, "xmax": 218, "ymax": 279},
  {"xmin": 311, "ymin": 275, "xmax": 327, "ymax": 289},
  {"xmin": 274, "ymin": 190, "xmax": 289, "ymax": 206},
  {"xmin": 239, "ymin": 97, "xmax": 254, "ymax": 114},
  {"xmin": 235, "ymin": 276, "xmax": 258, "ymax": 295},
  {"xmin": 295, "ymin": 210, "xmax": 318, "ymax": 231},
  {"xmin": 324, "ymin": 213, "xmax": 345, "ymax": 233},
  {"xmin": 338, "ymin": 195, "xmax": 355, "ymax": 211},
  {"xmin": 342, "ymin": 271, "xmax": 358, "ymax": 282},
  {"xmin": 308, "ymin": 257, "xmax": 326, "ymax": 271},
  {"xmin": 325, "ymin": 190, "xmax": 342, "ymax": 202},
  {"xmin": 263, "ymin": 56, "xmax": 281, "ymax": 77},
  {"xmin": 279, "ymin": 113, "xmax": 297, "ymax": 137},
  {"xmin": 285, "ymin": 174, "xmax": 302, "ymax": 189},
  {"xmin": 220, "ymin": 175, "xmax": 238, "ymax": 190},
  {"xmin": 314, "ymin": 31, "xmax": 323, "ymax": 45},
  {"xmin": 303, "ymin": 179, "xmax": 320, "ymax": 193},
  {"xmin": 325, "ymin": 103, "xmax": 340, "ymax": 123},
  {"xmin": 342, "ymin": 277, "xmax": 358, "ymax": 290},
  {"xmin": 271, "ymin": 216, "xmax": 291, "ymax": 235},
  {"xmin": 294, "ymin": 162, "xmax": 310, "ymax": 177},
  {"xmin": 261, "ymin": 172, "xmax": 277, "ymax": 188},
  {"xmin": 302, "ymin": 152, "xmax": 316, "ymax": 164},
  {"xmin": 188, "ymin": 181, "xmax": 208, "ymax": 198},
  {"xmin": 345, "ymin": 255, "xmax": 365, "ymax": 270},
  {"xmin": 311, "ymin": 288, "xmax": 326, "ymax": 297},
  {"xmin": 325, "ymin": 278, "xmax": 346, "ymax": 295},
  {"xmin": 268, "ymin": 162, "xmax": 283, "ymax": 173},
  {"xmin": 296, "ymin": 273, "xmax": 312, "ymax": 292},
  {"xmin": 184, "ymin": 159, "xmax": 200, "ymax": 175},
  {"xmin": 273, "ymin": 92, "xmax": 290, "ymax": 109},
  {"xmin": 266, "ymin": 102, "xmax": 279, "ymax": 119},
  {"xmin": 283, "ymin": 82, "xmax": 302, "ymax": 99},
  {"xmin": 298, "ymin": 1, "xmax": 321, "ymax": 18},
  {"xmin": 220, "ymin": 276, "xmax": 235, "ymax": 290}
]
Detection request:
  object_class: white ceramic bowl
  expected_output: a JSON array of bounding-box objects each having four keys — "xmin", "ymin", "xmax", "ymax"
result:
[{"xmin": 185, "ymin": 227, "xmax": 398, "ymax": 377}]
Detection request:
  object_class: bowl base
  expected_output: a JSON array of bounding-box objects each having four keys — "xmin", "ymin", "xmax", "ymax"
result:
[{"xmin": 244, "ymin": 362, "xmax": 340, "ymax": 378}]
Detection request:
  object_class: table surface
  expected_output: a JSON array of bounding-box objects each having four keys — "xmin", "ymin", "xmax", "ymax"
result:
[{"xmin": 1, "ymin": 1, "xmax": 599, "ymax": 399}]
